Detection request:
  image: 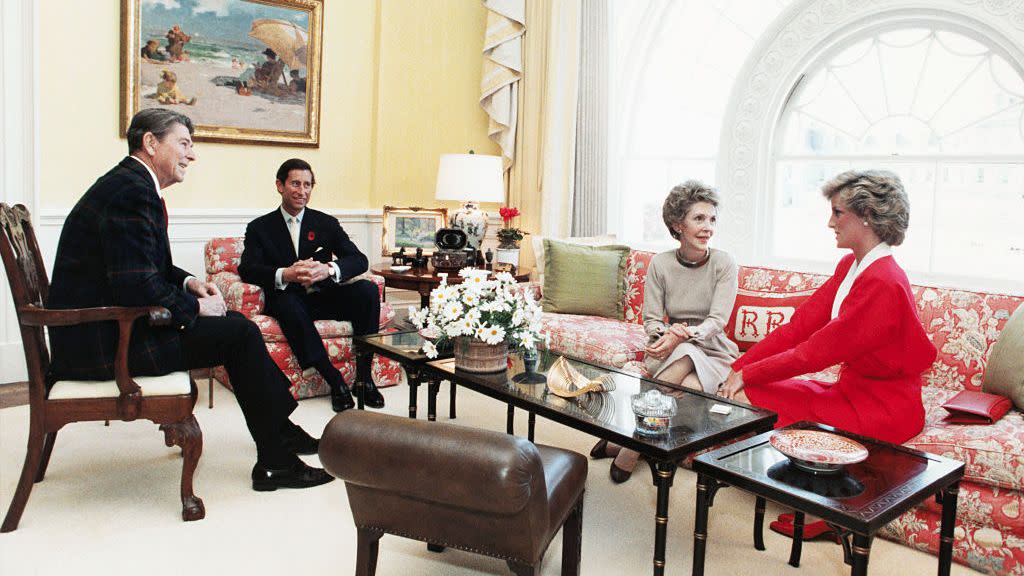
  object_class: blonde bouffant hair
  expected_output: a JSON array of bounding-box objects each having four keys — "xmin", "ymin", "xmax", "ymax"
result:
[{"xmin": 821, "ymin": 170, "xmax": 910, "ymax": 246}]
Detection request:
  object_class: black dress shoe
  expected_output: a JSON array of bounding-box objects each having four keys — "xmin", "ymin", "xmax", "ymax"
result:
[
  {"xmin": 282, "ymin": 426, "xmax": 319, "ymax": 456},
  {"xmin": 331, "ymin": 385, "xmax": 355, "ymax": 412},
  {"xmin": 251, "ymin": 460, "xmax": 335, "ymax": 492},
  {"xmin": 354, "ymin": 380, "xmax": 385, "ymax": 409}
]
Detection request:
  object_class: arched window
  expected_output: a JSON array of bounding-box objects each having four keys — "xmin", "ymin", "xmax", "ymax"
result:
[{"xmin": 771, "ymin": 25, "xmax": 1024, "ymax": 286}]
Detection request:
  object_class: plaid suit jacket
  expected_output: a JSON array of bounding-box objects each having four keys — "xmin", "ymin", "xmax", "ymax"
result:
[{"xmin": 47, "ymin": 157, "xmax": 198, "ymax": 380}]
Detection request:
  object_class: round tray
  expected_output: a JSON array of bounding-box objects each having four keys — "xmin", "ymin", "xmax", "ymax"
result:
[{"xmin": 769, "ymin": 429, "xmax": 869, "ymax": 475}]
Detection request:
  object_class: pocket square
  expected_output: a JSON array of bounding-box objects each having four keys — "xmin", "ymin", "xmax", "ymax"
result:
[{"xmin": 942, "ymin": 390, "xmax": 1012, "ymax": 425}]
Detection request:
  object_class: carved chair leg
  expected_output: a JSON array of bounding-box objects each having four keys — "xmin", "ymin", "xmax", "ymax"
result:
[
  {"xmin": 561, "ymin": 494, "xmax": 584, "ymax": 576},
  {"xmin": 160, "ymin": 415, "xmax": 205, "ymax": 522},
  {"xmin": 35, "ymin": 431, "xmax": 58, "ymax": 482},
  {"xmin": 355, "ymin": 527, "xmax": 383, "ymax": 576},
  {"xmin": 507, "ymin": 561, "xmax": 536, "ymax": 576},
  {"xmin": 1, "ymin": 426, "xmax": 46, "ymax": 532}
]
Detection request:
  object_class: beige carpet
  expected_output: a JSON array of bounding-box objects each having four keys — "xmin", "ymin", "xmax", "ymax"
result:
[{"xmin": 0, "ymin": 382, "xmax": 980, "ymax": 576}]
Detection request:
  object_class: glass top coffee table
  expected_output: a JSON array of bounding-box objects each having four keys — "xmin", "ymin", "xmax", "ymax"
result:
[
  {"xmin": 691, "ymin": 421, "xmax": 965, "ymax": 576},
  {"xmin": 354, "ymin": 330, "xmax": 454, "ymax": 419},
  {"xmin": 425, "ymin": 349, "xmax": 777, "ymax": 576}
]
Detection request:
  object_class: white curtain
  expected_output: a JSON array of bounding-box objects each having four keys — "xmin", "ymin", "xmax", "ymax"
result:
[
  {"xmin": 510, "ymin": 0, "xmax": 580, "ymax": 238},
  {"xmin": 480, "ymin": 0, "xmax": 525, "ymax": 171},
  {"xmin": 572, "ymin": 0, "xmax": 608, "ymax": 236}
]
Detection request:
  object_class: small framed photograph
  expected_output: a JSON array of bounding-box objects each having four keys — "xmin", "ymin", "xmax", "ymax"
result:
[
  {"xmin": 381, "ymin": 206, "xmax": 448, "ymax": 256},
  {"xmin": 121, "ymin": 0, "xmax": 324, "ymax": 146}
]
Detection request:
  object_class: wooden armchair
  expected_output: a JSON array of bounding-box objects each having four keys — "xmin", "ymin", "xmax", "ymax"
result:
[{"xmin": 0, "ymin": 203, "xmax": 204, "ymax": 532}]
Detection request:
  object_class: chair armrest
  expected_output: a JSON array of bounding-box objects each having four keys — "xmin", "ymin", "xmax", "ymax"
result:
[
  {"xmin": 19, "ymin": 304, "xmax": 173, "ymax": 417},
  {"xmin": 224, "ymin": 279, "xmax": 266, "ymax": 317},
  {"xmin": 18, "ymin": 303, "xmax": 170, "ymax": 327}
]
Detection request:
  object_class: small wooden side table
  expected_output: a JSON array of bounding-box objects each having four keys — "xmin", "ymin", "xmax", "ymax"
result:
[{"xmin": 370, "ymin": 263, "xmax": 532, "ymax": 308}]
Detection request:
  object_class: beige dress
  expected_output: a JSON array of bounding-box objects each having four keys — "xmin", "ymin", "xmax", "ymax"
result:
[{"xmin": 642, "ymin": 249, "xmax": 739, "ymax": 393}]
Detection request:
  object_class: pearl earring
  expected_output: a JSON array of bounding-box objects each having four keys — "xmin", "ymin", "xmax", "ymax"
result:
[{"xmin": 862, "ymin": 221, "xmax": 869, "ymax": 226}]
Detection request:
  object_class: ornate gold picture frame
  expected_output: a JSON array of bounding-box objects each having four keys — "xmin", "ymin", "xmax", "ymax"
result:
[
  {"xmin": 121, "ymin": 0, "xmax": 323, "ymax": 146},
  {"xmin": 381, "ymin": 206, "xmax": 449, "ymax": 257}
]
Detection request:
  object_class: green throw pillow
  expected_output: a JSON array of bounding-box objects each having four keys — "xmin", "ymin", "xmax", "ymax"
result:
[
  {"xmin": 983, "ymin": 303, "xmax": 1024, "ymax": 410},
  {"xmin": 542, "ymin": 239, "xmax": 630, "ymax": 319}
]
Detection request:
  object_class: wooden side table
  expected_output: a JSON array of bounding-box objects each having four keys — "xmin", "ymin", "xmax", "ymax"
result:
[{"xmin": 370, "ymin": 263, "xmax": 532, "ymax": 308}]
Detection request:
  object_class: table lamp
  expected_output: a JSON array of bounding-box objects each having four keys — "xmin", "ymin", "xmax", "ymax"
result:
[{"xmin": 434, "ymin": 153, "xmax": 505, "ymax": 251}]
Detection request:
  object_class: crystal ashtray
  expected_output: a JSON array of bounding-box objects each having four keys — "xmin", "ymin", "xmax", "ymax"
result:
[{"xmin": 631, "ymin": 389, "xmax": 677, "ymax": 436}]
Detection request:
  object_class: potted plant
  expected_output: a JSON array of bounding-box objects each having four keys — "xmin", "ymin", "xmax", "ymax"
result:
[
  {"xmin": 409, "ymin": 269, "xmax": 547, "ymax": 372},
  {"xmin": 496, "ymin": 206, "xmax": 523, "ymax": 271}
]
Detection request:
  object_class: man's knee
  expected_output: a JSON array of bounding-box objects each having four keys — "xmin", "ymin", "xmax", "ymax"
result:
[{"xmin": 353, "ymin": 279, "xmax": 379, "ymax": 304}]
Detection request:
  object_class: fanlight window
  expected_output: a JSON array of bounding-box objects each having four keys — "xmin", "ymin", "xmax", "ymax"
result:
[{"xmin": 772, "ymin": 27, "xmax": 1024, "ymax": 285}]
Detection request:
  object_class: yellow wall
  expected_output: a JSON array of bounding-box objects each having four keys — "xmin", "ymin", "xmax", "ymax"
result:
[
  {"xmin": 38, "ymin": 0, "xmax": 497, "ymax": 212},
  {"xmin": 373, "ymin": 0, "xmax": 500, "ymax": 212}
]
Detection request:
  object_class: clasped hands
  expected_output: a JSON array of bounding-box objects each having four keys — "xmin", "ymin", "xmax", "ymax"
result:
[
  {"xmin": 645, "ymin": 322, "xmax": 693, "ymax": 360},
  {"xmin": 188, "ymin": 278, "xmax": 226, "ymax": 317},
  {"xmin": 283, "ymin": 258, "xmax": 332, "ymax": 288}
]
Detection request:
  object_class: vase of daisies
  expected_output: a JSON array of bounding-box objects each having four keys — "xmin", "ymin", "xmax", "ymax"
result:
[{"xmin": 409, "ymin": 268, "xmax": 546, "ymax": 373}]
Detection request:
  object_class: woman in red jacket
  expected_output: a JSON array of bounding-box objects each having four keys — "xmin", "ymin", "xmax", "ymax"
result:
[
  {"xmin": 719, "ymin": 170, "xmax": 936, "ymax": 444},
  {"xmin": 719, "ymin": 169, "xmax": 937, "ymax": 542}
]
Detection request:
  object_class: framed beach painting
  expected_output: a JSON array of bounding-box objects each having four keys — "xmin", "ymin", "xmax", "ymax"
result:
[
  {"xmin": 381, "ymin": 206, "xmax": 449, "ymax": 257},
  {"xmin": 121, "ymin": 0, "xmax": 323, "ymax": 146}
]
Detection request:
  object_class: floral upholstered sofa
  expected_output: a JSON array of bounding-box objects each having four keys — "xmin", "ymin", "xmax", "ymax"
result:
[
  {"xmin": 203, "ymin": 237, "xmax": 403, "ymax": 400},
  {"xmin": 534, "ymin": 248, "xmax": 1024, "ymax": 575}
]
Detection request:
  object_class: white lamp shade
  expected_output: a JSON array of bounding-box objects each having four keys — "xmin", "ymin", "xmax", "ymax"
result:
[{"xmin": 434, "ymin": 154, "xmax": 505, "ymax": 203}]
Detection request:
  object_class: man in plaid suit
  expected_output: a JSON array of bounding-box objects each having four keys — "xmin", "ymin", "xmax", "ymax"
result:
[{"xmin": 47, "ymin": 109, "xmax": 333, "ymax": 491}]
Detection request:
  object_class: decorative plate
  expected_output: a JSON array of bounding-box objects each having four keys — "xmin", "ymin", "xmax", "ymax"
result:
[{"xmin": 769, "ymin": 430, "xmax": 869, "ymax": 474}]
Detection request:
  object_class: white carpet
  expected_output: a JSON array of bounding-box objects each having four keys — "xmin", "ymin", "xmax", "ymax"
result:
[{"xmin": 0, "ymin": 382, "xmax": 980, "ymax": 576}]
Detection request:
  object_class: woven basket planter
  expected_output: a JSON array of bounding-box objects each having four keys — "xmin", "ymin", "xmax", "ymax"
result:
[{"xmin": 453, "ymin": 337, "xmax": 509, "ymax": 373}]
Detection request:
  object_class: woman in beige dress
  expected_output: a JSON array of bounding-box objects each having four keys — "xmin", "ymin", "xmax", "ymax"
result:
[{"xmin": 592, "ymin": 180, "xmax": 740, "ymax": 482}]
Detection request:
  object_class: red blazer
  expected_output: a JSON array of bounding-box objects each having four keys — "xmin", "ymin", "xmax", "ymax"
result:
[{"xmin": 733, "ymin": 254, "xmax": 936, "ymax": 443}]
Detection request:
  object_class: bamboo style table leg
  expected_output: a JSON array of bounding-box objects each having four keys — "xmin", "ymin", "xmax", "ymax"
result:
[
  {"xmin": 937, "ymin": 482, "xmax": 960, "ymax": 576},
  {"xmin": 651, "ymin": 461, "xmax": 676, "ymax": 576}
]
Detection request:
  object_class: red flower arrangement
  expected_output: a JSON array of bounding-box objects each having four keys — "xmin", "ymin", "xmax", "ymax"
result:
[{"xmin": 497, "ymin": 206, "xmax": 524, "ymax": 246}]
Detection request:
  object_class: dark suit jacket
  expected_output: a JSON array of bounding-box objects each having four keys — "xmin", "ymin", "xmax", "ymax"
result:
[
  {"xmin": 238, "ymin": 207, "xmax": 368, "ymax": 293},
  {"xmin": 47, "ymin": 157, "xmax": 198, "ymax": 380}
]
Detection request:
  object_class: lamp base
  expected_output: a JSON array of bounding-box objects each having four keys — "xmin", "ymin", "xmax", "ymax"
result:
[{"xmin": 450, "ymin": 201, "xmax": 488, "ymax": 250}]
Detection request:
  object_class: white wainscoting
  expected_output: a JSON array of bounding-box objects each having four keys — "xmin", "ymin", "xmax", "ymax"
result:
[{"xmin": 1, "ymin": 208, "xmax": 501, "ymax": 383}]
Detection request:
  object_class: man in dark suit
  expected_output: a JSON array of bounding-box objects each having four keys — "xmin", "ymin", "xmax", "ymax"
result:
[
  {"xmin": 238, "ymin": 158, "xmax": 384, "ymax": 412},
  {"xmin": 47, "ymin": 109, "xmax": 332, "ymax": 491}
]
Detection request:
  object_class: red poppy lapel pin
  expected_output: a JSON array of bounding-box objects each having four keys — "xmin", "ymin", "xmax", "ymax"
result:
[{"xmin": 307, "ymin": 231, "xmax": 316, "ymax": 241}]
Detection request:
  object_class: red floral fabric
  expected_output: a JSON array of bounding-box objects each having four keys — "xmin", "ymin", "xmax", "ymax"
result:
[
  {"xmin": 623, "ymin": 250, "xmax": 654, "ymax": 324},
  {"xmin": 541, "ymin": 313, "xmax": 647, "ymax": 367},
  {"xmin": 204, "ymin": 237, "xmax": 400, "ymax": 399}
]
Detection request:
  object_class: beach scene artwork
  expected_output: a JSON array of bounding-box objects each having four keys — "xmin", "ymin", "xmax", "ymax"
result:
[{"xmin": 124, "ymin": 0, "xmax": 322, "ymax": 145}]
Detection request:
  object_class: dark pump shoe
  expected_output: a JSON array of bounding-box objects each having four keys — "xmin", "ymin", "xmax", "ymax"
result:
[
  {"xmin": 354, "ymin": 380, "xmax": 385, "ymax": 409},
  {"xmin": 251, "ymin": 460, "xmax": 335, "ymax": 491},
  {"xmin": 331, "ymin": 385, "xmax": 356, "ymax": 412},
  {"xmin": 282, "ymin": 426, "xmax": 319, "ymax": 456}
]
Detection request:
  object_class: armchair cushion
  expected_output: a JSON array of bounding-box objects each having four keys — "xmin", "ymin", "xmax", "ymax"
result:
[{"xmin": 48, "ymin": 371, "xmax": 192, "ymax": 400}]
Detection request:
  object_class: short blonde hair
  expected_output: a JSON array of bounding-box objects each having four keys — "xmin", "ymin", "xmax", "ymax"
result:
[{"xmin": 821, "ymin": 170, "xmax": 910, "ymax": 246}]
